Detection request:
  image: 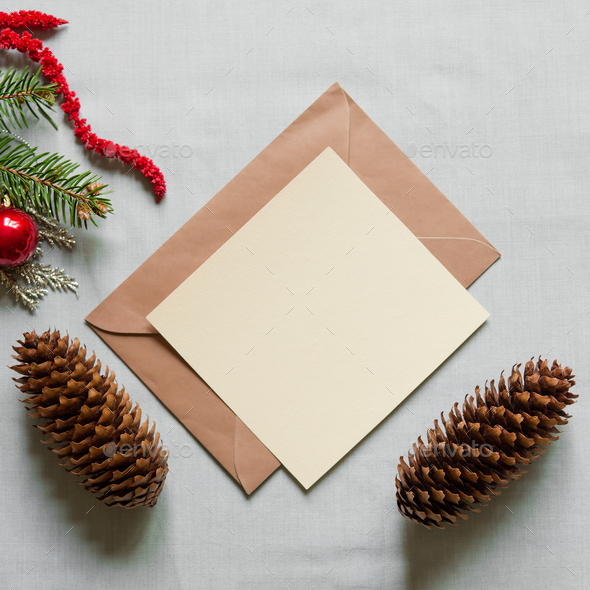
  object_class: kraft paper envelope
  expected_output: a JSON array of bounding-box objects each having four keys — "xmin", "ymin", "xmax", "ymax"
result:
[
  {"xmin": 86, "ymin": 82, "xmax": 499, "ymax": 493},
  {"xmin": 147, "ymin": 148, "xmax": 490, "ymax": 489}
]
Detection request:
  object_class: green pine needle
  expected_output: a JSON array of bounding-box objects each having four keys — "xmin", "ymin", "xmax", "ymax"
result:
[
  {"xmin": 0, "ymin": 67, "xmax": 57, "ymax": 130},
  {"xmin": 0, "ymin": 136, "xmax": 112, "ymax": 227}
]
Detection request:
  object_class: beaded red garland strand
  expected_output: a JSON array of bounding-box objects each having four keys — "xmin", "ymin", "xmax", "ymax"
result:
[
  {"xmin": 0, "ymin": 10, "xmax": 166, "ymax": 201},
  {"xmin": 0, "ymin": 10, "xmax": 66, "ymax": 30}
]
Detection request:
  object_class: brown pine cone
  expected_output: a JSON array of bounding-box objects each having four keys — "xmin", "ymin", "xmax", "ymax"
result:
[
  {"xmin": 396, "ymin": 358, "xmax": 576, "ymax": 529},
  {"xmin": 11, "ymin": 329, "xmax": 168, "ymax": 508}
]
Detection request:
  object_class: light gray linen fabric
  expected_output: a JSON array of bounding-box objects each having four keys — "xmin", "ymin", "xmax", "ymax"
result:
[{"xmin": 1, "ymin": 2, "xmax": 589, "ymax": 588}]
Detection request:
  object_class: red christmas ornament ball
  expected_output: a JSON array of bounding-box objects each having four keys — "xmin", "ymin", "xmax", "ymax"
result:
[{"xmin": 0, "ymin": 207, "xmax": 39, "ymax": 267}]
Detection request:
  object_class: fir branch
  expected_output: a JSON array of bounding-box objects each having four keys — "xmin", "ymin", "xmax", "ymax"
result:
[
  {"xmin": 0, "ymin": 136, "xmax": 112, "ymax": 227},
  {"xmin": 0, "ymin": 67, "xmax": 57, "ymax": 130},
  {"xmin": 0, "ymin": 267, "xmax": 47, "ymax": 310},
  {"xmin": 29, "ymin": 208, "xmax": 75, "ymax": 248},
  {"xmin": 18, "ymin": 262, "xmax": 78, "ymax": 293},
  {"xmin": 1, "ymin": 260, "xmax": 78, "ymax": 311}
]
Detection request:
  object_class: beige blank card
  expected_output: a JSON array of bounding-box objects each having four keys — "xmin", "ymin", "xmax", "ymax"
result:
[{"xmin": 147, "ymin": 148, "xmax": 489, "ymax": 489}]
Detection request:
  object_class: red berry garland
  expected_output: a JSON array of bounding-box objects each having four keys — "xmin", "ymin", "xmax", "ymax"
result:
[
  {"xmin": 0, "ymin": 10, "xmax": 167, "ymax": 202},
  {"xmin": 0, "ymin": 10, "xmax": 66, "ymax": 30}
]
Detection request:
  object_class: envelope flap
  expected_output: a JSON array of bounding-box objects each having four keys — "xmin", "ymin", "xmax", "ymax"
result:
[
  {"xmin": 85, "ymin": 287, "xmax": 152, "ymax": 335},
  {"xmin": 341, "ymin": 88, "xmax": 500, "ymax": 287}
]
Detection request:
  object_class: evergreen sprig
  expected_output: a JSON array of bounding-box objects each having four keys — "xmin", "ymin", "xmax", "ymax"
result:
[
  {"xmin": 29, "ymin": 209, "xmax": 76, "ymax": 248},
  {"xmin": 0, "ymin": 136, "xmax": 112, "ymax": 227},
  {"xmin": 0, "ymin": 67, "xmax": 57, "ymax": 130},
  {"xmin": 0, "ymin": 261, "xmax": 78, "ymax": 310}
]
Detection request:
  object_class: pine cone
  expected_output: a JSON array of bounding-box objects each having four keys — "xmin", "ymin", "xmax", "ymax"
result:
[
  {"xmin": 11, "ymin": 330, "xmax": 168, "ymax": 508},
  {"xmin": 396, "ymin": 359, "xmax": 576, "ymax": 529}
]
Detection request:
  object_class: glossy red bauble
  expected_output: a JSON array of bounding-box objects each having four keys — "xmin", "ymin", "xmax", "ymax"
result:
[{"xmin": 0, "ymin": 207, "xmax": 39, "ymax": 267}]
